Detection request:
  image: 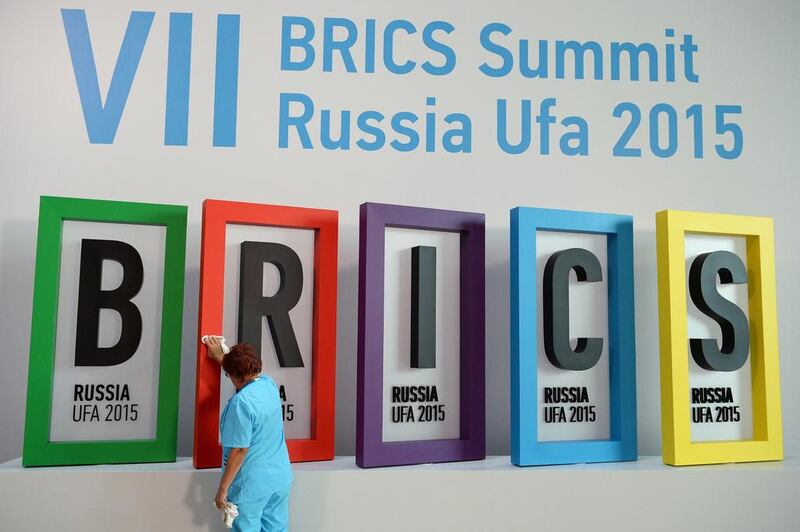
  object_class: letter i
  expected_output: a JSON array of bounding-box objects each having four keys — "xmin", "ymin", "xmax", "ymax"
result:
[
  {"xmin": 425, "ymin": 96, "xmax": 436, "ymax": 152},
  {"xmin": 364, "ymin": 19, "xmax": 376, "ymax": 74},
  {"xmin": 664, "ymin": 29, "xmax": 675, "ymax": 83},
  {"xmin": 165, "ymin": 13, "xmax": 192, "ymax": 146},
  {"xmin": 213, "ymin": 14, "xmax": 241, "ymax": 147}
]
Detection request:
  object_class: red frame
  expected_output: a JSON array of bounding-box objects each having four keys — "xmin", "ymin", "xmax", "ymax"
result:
[{"xmin": 193, "ymin": 199, "xmax": 338, "ymax": 468}]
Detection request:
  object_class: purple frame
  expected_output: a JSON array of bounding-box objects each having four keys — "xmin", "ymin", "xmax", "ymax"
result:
[{"xmin": 356, "ymin": 202, "xmax": 486, "ymax": 468}]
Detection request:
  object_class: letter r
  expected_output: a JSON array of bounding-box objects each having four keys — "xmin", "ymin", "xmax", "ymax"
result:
[{"xmin": 238, "ymin": 241, "xmax": 305, "ymax": 368}]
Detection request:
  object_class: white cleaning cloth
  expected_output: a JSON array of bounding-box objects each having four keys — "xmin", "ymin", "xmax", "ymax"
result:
[
  {"xmin": 214, "ymin": 501, "xmax": 239, "ymax": 528},
  {"xmin": 201, "ymin": 335, "xmax": 231, "ymax": 355}
]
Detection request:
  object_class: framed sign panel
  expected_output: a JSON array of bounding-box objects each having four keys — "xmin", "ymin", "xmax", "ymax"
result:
[
  {"xmin": 23, "ymin": 196, "xmax": 187, "ymax": 466},
  {"xmin": 510, "ymin": 207, "xmax": 637, "ymax": 466},
  {"xmin": 193, "ymin": 200, "xmax": 337, "ymax": 468},
  {"xmin": 656, "ymin": 210, "xmax": 782, "ymax": 466},
  {"xmin": 356, "ymin": 202, "xmax": 485, "ymax": 468}
]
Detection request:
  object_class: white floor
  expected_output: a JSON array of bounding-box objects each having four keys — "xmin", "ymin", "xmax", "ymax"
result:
[{"xmin": 1, "ymin": 456, "xmax": 797, "ymax": 531}]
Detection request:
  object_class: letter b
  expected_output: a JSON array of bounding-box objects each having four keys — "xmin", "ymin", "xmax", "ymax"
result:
[{"xmin": 74, "ymin": 239, "xmax": 144, "ymax": 366}]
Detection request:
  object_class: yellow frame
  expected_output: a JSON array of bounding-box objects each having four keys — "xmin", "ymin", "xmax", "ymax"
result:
[{"xmin": 656, "ymin": 210, "xmax": 783, "ymax": 466}]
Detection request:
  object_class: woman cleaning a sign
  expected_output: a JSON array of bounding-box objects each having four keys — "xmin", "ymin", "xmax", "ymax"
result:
[{"xmin": 205, "ymin": 336, "xmax": 294, "ymax": 532}]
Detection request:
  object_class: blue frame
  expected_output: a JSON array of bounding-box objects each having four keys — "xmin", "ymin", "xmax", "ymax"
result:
[{"xmin": 510, "ymin": 207, "xmax": 637, "ymax": 466}]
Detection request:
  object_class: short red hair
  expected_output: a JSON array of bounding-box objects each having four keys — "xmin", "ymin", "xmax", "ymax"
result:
[{"xmin": 222, "ymin": 343, "xmax": 262, "ymax": 379}]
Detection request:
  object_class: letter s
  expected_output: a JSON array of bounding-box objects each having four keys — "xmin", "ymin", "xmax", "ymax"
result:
[{"xmin": 688, "ymin": 250, "xmax": 750, "ymax": 372}]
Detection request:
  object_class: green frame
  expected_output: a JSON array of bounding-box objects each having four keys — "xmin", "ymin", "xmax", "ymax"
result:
[{"xmin": 23, "ymin": 196, "xmax": 187, "ymax": 466}]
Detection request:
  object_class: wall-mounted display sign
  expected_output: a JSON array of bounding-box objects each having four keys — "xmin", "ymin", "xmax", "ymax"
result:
[
  {"xmin": 193, "ymin": 200, "xmax": 337, "ymax": 467},
  {"xmin": 23, "ymin": 196, "xmax": 187, "ymax": 466},
  {"xmin": 510, "ymin": 207, "xmax": 637, "ymax": 466},
  {"xmin": 356, "ymin": 202, "xmax": 485, "ymax": 468},
  {"xmin": 656, "ymin": 210, "xmax": 783, "ymax": 466}
]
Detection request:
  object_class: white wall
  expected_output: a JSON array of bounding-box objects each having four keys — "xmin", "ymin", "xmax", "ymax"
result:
[
  {"xmin": 0, "ymin": 0, "xmax": 798, "ymax": 463},
  {"xmin": 2, "ymin": 457, "xmax": 798, "ymax": 531}
]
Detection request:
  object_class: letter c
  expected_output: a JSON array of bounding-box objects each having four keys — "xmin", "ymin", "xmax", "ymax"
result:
[{"xmin": 542, "ymin": 248, "xmax": 603, "ymax": 371}]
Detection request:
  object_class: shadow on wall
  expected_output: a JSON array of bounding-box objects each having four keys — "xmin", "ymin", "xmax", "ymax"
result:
[
  {"xmin": 633, "ymin": 226, "xmax": 661, "ymax": 456},
  {"xmin": 177, "ymin": 259, "xmax": 200, "ymax": 457},
  {"xmin": 334, "ymin": 224, "xmax": 359, "ymax": 455},
  {"xmin": 485, "ymin": 226, "xmax": 511, "ymax": 455},
  {"xmin": 185, "ymin": 469, "xmax": 220, "ymax": 531},
  {"xmin": 0, "ymin": 219, "xmax": 37, "ymax": 463}
]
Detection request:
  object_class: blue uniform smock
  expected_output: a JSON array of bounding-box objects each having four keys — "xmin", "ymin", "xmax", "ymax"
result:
[{"xmin": 220, "ymin": 375, "xmax": 293, "ymax": 504}]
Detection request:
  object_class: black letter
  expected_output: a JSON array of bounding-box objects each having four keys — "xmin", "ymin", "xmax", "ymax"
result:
[
  {"xmin": 411, "ymin": 246, "xmax": 436, "ymax": 368},
  {"xmin": 238, "ymin": 242, "xmax": 304, "ymax": 367},
  {"xmin": 75, "ymin": 239, "xmax": 143, "ymax": 366},
  {"xmin": 543, "ymin": 248, "xmax": 603, "ymax": 371},
  {"xmin": 688, "ymin": 251, "xmax": 749, "ymax": 372}
]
